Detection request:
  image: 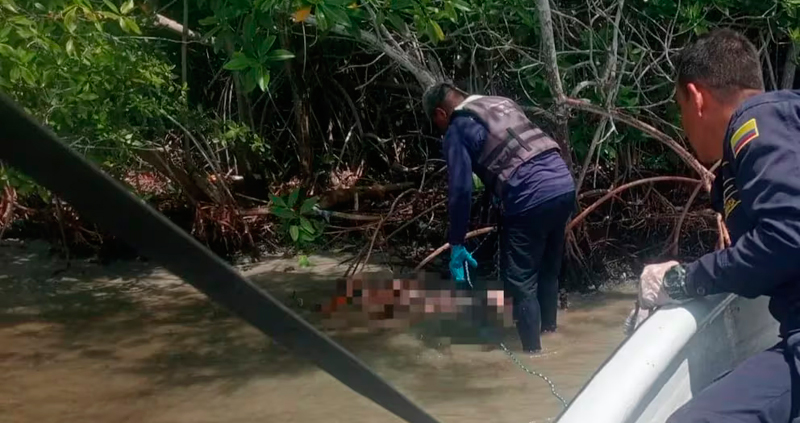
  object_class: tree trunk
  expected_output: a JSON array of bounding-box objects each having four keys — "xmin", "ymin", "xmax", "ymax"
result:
[
  {"xmin": 535, "ymin": 0, "xmax": 574, "ymax": 171},
  {"xmin": 281, "ymin": 27, "xmax": 314, "ymax": 180},
  {"xmin": 782, "ymin": 40, "xmax": 798, "ymax": 90}
]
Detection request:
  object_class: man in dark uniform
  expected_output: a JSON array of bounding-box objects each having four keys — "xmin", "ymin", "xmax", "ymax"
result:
[
  {"xmin": 638, "ymin": 28, "xmax": 800, "ymax": 422},
  {"xmin": 422, "ymin": 83, "xmax": 576, "ymax": 353}
]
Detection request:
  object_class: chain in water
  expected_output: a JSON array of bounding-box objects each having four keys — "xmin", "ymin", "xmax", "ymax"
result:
[
  {"xmin": 498, "ymin": 342, "xmax": 568, "ymax": 409},
  {"xmin": 464, "ymin": 260, "xmax": 568, "ymax": 410}
]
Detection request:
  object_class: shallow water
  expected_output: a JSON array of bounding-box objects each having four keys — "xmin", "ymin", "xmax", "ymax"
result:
[{"xmin": 0, "ymin": 241, "xmax": 635, "ymax": 423}]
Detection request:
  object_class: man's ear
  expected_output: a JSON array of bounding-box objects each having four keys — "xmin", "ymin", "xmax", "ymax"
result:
[
  {"xmin": 686, "ymin": 82, "xmax": 704, "ymax": 117},
  {"xmin": 432, "ymin": 107, "xmax": 448, "ymax": 130}
]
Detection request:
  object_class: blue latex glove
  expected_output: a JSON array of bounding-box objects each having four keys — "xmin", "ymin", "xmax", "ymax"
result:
[{"xmin": 450, "ymin": 245, "xmax": 478, "ymax": 283}]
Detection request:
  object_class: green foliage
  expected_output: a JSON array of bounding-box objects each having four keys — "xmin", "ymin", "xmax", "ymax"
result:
[
  {"xmin": 270, "ymin": 188, "xmax": 325, "ymax": 247},
  {"xmin": 471, "ymin": 173, "xmax": 483, "ymax": 192},
  {"xmin": 197, "ymin": 0, "xmax": 474, "ymax": 96},
  {"xmin": 0, "ymin": 0, "xmax": 186, "ymax": 187}
]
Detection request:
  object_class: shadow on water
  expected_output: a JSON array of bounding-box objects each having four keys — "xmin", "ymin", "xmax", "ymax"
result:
[
  {"xmin": 0, "ymin": 242, "xmax": 495, "ymax": 387},
  {"xmin": 0, "ymin": 240, "xmax": 635, "ymax": 423}
]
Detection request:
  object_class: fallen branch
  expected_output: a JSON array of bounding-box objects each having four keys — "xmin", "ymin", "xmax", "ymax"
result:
[
  {"xmin": 413, "ymin": 226, "xmax": 496, "ymax": 271},
  {"xmin": 242, "ymin": 207, "xmax": 382, "ymax": 222},
  {"xmin": 318, "ymin": 182, "xmax": 415, "ymax": 209},
  {"xmin": 566, "ymin": 176, "xmax": 702, "ymax": 232}
]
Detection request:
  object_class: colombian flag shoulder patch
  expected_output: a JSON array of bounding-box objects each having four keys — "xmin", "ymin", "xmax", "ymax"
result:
[{"xmin": 729, "ymin": 118, "xmax": 759, "ymax": 158}]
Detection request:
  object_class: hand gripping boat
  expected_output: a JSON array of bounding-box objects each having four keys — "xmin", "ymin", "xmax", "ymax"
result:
[
  {"xmin": 558, "ymin": 294, "xmax": 779, "ymax": 423},
  {"xmin": 0, "ymin": 92, "xmax": 780, "ymax": 423}
]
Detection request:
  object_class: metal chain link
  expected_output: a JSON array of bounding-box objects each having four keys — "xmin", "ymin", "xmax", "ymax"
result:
[
  {"xmin": 463, "ymin": 255, "xmax": 568, "ymax": 410},
  {"xmin": 498, "ymin": 342, "xmax": 568, "ymax": 409}
]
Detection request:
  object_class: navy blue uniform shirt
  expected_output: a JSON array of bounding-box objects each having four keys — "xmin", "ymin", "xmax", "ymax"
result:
[
  {"xmin": 684, "ymin": 90, "xmax": 800, "ymax": 335},
  {"xmin": 443, "ymin": 113, "xmax": 575, "ymax": 246}
]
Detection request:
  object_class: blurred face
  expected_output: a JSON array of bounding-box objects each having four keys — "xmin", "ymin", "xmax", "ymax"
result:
[{"xmin": 675, "ymin": 82, "xmax": 725, "ymax": 164}]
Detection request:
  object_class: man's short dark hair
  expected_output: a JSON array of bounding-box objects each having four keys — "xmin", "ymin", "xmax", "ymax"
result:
[
  {"xmin": 422, "ymin": 81, "xmax": 467, "ymax": 120},
  {"xmin": 675, "ymin": 28, "xmax": 764, "ymax": 101}
]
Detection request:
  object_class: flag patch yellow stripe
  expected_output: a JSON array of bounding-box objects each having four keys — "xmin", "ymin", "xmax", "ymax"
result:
[{"xmin": 729, "ymin": 118, "xmax": 759, "ymax": 157}]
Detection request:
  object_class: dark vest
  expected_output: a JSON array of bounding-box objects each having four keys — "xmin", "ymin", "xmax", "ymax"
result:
[{"xmin": 456, "ymin": 96, "xmax": 560, "ymax": 198}]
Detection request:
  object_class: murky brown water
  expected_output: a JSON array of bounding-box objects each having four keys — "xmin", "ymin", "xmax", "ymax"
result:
[{"xmin": 0, "ymin": 240, "xmax": 635, "ymax": 423}]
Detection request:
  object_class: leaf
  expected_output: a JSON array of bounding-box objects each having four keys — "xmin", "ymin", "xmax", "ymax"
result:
[
  {"xmin": 391, "ymin": 0, "xmax": 414, "ymax": 10},
  {"xmin": 118, "ymin": 17, "xmax": 129, "ymax": 32},
  {"xmin": 386, "ymin": 12, "xmax": 407, "ymax": 33},
  {"xmin": 300, "ymin": 196, "xmax": 318, "ymax": 215},
  {"xmin": 299, "ymin": 217, "xmax": 315, "ymax": 235},
  {"xmin": 444, "ymin": 3, "xmax": 457, "ymax": 22},
  {"xmin": 242, "ymin": 68, "xmax": 258, "ymax": 93},
  {"xmin": 429, "ymin": 20, "xmax": 445, "ymax": 41},
  {"xmin": 65, "ymin": 38, "xmax": 75, "ymax": 55},
  {"xmin": 791, "ymin": 27, "xmax": 800, "ymax": 44},
  {"xmin": 271, "ymin": 206, "xmax": 296, "ymax": 219},
  {"xmin": 102, "ymin": 0, "xmax": 119, "ymax": 13},
  {"xmin": 315, "ymin": 7, "xmax": 329, "ymax": 31},
  {"xmin": 256, "ymin": 67, "xmax": 270, "ymax": 92},
  {"xmin": 451, "ymin": 0, "xmax": 471, "ymax": 12},
  {"xmin": 97, "ymin": 11, "xmax": 120, "ymax": 19},
  {"xmin": 258, "ymin": 35, "xmax": 276, "ymax": 58},
  {"xmin": 64, "ymin": 9, "xmax": 78, "ymax": 32},
  {"xmin": 270, "ymin": 193, "xmax": 287, "ymax": 208},
  {"xmin": 320, "ymin": 4, "xmax": 351, "ymax": 27},
  {"xmin": 19, "ymin": 67, "xmax": 35, "ymax": 85},
  {"xmin": 298, "ymin": 231, "xmax": 315, "ymax": 243},
  {"xmin": 198, "ymin": 16, "xmax": 218, "ymax": 26},
  {"xmin": 120, "ymin": 0, "xmax": 134, "ymax": 14},
  {"xmin": 472, "ymin": 173, "xmax": 484, "ymax": 191},
  {"xmin": 287, "ymin": 187, "xmax": 300, "ymax": 208},
  {"xmin": 223, "ymin": 52, "xmax": 251, "ymax": 70},
  {"xmin": 126, "ymin": 18, "xmax": 141, "ymax": 34},
  {"xmin": 289, "ymin": 225, "xmax": 300, "ymax": 242},
  {"xmin": 9, "ymin": 66, "xmax": 20, "ymax": 82},
  {"xmin": 1, "ymin": 0, "xmax": 17, "ymax": 12},
  {"xmin": 266, "ymin": 49, "xmax": 295, "ymax": 61},
  {"xmin": 243, "ymin": 15, "xmax": 256, "ymax": 42}
]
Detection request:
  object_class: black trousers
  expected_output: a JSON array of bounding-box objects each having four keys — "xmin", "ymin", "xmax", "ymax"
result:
[
  {"xmin": 500, "ymin": 191, "xmax": 575, "ymax": 352},
  {"xmin": 667, "ymin": 330, "xmax": 800, "ymax": 423}
]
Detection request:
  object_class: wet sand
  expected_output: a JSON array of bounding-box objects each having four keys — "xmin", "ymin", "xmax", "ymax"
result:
[{"xmin": 0, "ymin": 240, "xmax": 635, "ymax": 423}]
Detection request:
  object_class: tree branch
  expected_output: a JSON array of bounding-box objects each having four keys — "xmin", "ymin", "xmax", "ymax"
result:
[
  {"xmin": 535, "ymin": 0, "xmax": 565, "ymax": 102},
  {"xmin": 154, "ymin": 14, "xmax": 203, "ymax": 41},
  {"xmin": 303, "ymin": 16, "xmax": 437, "ymax": 88},
  {"xmin": 567, "ymin": 176, "xmax": 701, "ymax": 232},
  {"xmin": 783, "ymin": 39, "xmax": 798, "ymax": 89},
  {"xmin": 563, "ymin": 97, "xmax": 714, "ymax": 186}
]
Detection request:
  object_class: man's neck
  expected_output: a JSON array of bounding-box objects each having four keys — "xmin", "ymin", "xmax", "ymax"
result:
[{"xmin": 454, "ymin": 95, "xmax": 483, "ymax": 111}]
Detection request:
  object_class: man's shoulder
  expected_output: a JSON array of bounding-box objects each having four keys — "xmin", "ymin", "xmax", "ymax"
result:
[
  {"xmin": 730, "ymin": 90, "xmax": 800, "ymax": 126},
  {"xmin": 726, "ymin": 90, "xmax": 800, "ymax": 160},
  {"xmin": 448, "ymin": 113, "xmax": 487, "ymax": 132}
]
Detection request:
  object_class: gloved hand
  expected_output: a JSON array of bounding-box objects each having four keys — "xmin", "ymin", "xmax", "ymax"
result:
[
  {"xmin": 449, "ymin": 245, "xmax": 478, "ymax": 283},
  {"xmin": 638, "ymin": 261, "xmax": 682, "ymax": 309}
]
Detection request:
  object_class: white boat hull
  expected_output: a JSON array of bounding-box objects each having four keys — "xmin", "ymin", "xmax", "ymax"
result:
[{"xmin": 558, "ymin": 294, "xmax": 779, "ymax": 423}]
